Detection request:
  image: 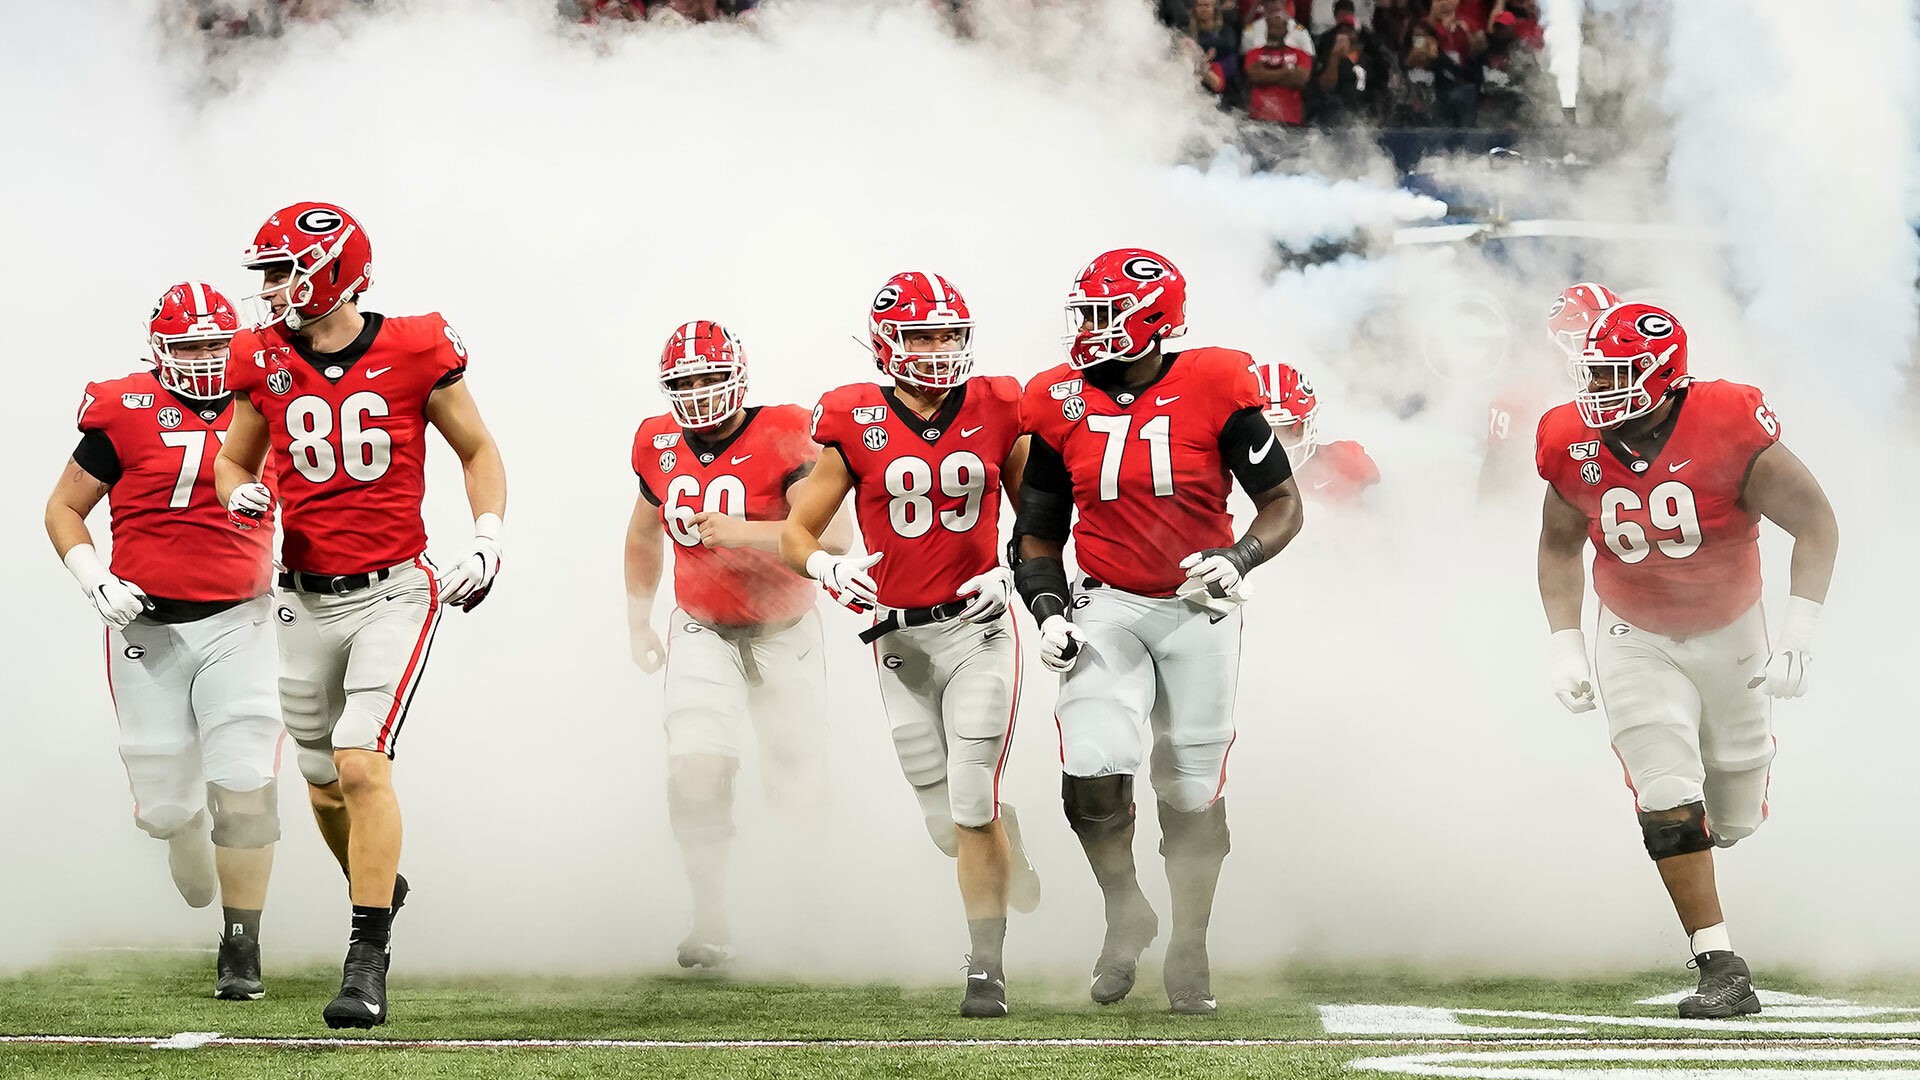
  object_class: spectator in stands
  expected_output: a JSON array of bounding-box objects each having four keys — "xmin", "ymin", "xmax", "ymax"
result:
[
  {"xmin": 1241, "ymin": 0, "xmax": 1316, "ymax": 57},
  {"xmin": 1187, "ymin": 0, "xmax": 1244, "ymax": 104},
  {"xmin": 1305, "ymin": 0, "xmax": 1374, "ymax": 33},
  {"xmin": 1244, "ymin": 4, "xmax": 1315, "ymax": 125},
  {"xmin": 576, "ymin": 0, "xmax": 644, "ymax": 21},
  {"xmin": 1309, "ymin": 24, "xmax": 1376, "ymax": 126},
  {"xmin": 1391, "ymin": 21, "xmax": 1477, "ymax": 126},
  {"xmin": 1314, "ymin": 1, "xmax": 1389, "ymax": 111},
  {"xmin": 1491, "ymin": 0, "xmax": 1544, "ymax": 48},
  {"xmin": 1422, "ymin": 0, "xmax": 1486, "ymax": 67},
  {"xmin": 1478, "ymin": 9, "xmax": 1553, "ymax": 128}
]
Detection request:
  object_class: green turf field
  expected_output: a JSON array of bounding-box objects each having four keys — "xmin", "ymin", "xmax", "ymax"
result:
[{"xmin": 6, "ymin": 952, "xmax": 1920, "ymax": 1079}]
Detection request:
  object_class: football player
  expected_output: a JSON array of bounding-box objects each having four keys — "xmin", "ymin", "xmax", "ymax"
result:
[
  {"xmin": 1479, "ymin": 283, "xmax": 1618, "ymax": 501},
  {"xmin": 44, "ymin": 283, "xmax": 284, "ymax": 1001},
  {"xmin": 1536, "ymin": 302, "xmax": 1838, "ymax": 1018},
  {"xmin": 214, "ymin": 203, "xmax": 508, "ymax": 1029},
  {"xmin": 1260, "ymin": 362, "xmax": 1379, "ymax": 504},
  {"xmin": 1013, "ymin": 249, "xmax": 1304, "ymax": 1015},
  {"xmin": 626, "ymin": 320, "xmax": 844, "ymax": 969},
  {"xmin": 782, "ymin": 271, "xmax": 1042, "ymax": 1019}
]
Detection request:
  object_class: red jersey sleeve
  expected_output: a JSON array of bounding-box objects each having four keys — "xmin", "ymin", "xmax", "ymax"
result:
[
  {"xmin": 420, "ymin": 312, "xmax": 470, "ymax": 386},
  {"xmin": 810, "ymin": 386, "xmax": 860, "ymax": 450},
  {"xmin": 761, "ymin": 403, "xmax": 822, "ymax": 487},
  {"xmin": 1718, "ymin": 381, "xmax": 1781, "ymax": 456},
  {"xmin": 632, "ymin": 414, "xmax": 676, "ymax": 504},
  {"xmin": 1018, "ymin": 368, "xmax": 1081, "ymax": 448},
  {"xmin": 1201, "ymin": 348, "xmax": 1269, "ymax": 419},
  {"xmin": 224, "ymin": 327, "xmax": 266, "ymax": 401},
  {"xmin": 77, "ymin": 381, "xmax": 112, "ymax": 433}
]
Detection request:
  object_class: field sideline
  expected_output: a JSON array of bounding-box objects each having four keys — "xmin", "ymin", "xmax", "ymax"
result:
[{"xmin": 6, "ymin": 953, "xmax": 1920, "ymax": 1079}]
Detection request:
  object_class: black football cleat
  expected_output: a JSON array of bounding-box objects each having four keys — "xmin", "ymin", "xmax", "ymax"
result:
[
  {"xmin": 322, "ymin": 940, "xmax": 390, "ymax": 1029},
  {"xmin": 959, "ymin": 958, "xmax": 1008, "ymax": 1018},
  {"xmin": 214, "ymin": 934, "xmax": 264, "ymax": 1001},
  {"xmin": 1090, "ymin": 894, "xmax": 1159, "ymax": 1005},
  {"xmin": 675, "ymin": 937, "xmax": 736, "ymax": 970},
  {"xmin": 1164, "ymin": 939, "xmax": 1217, "ymax": 1016},
  {"xmin": 1677, "ymin": 951, "xmax": 1761, "ymax": 1019}
]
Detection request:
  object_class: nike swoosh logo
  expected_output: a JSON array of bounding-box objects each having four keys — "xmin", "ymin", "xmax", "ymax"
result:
[
  {"xmin": 1249, "ymin": 432, "xmax": 1276, "ymax": 464},
  {"xmin": 365, "ymin": 1002, "xmax": 382, "ymax": 1015},
  {"xmin": 731, "ymin": 455, "xmax": 752, "ymax": 464},
  {"xmin": 960, "ymin": 426, "xmax": 983, "ymax": 438},
  {"xmin": 1312, "ymin": 478, "xmax": 1334, "ymax": 490},
  {"xmin": 1737, "ymin": 653, "xmax": 1757, "ymax": 665},
  {"xmin": 1156, "ymin": 395, "xmax": 1180, "ymax": 406},
  {"xmin": 366, "ymin": 367, "xmax": 392, "ymax": 378},
  {"xmin": 1668, "ymin": 459, "xmax": 1691, "ymax": 472}
]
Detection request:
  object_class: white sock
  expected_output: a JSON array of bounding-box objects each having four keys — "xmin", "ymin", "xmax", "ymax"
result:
[{"xmin": 1689, "ymin": 923, "xmax": 1732, "ymax": 957}]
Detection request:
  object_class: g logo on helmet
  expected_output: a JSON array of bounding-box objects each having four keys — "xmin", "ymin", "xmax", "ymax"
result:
[
  {"xmin": 1546, "ymin": 296, "xmax": 1567, "ymax": 318},
  {"xmin": 1120, "ymin": 256, "xmax": 1166, "ymax": 282},
  {"xmin": 1634, "ymin": 312, "xmax": 1674, "ymax": 338},
  {"xmin": 295, "ymin": 207, "xmax": 344, "ymax": 234},
  {"xmin": 872, "ymin": 285, "xmax": 902, "ymax": 313}
]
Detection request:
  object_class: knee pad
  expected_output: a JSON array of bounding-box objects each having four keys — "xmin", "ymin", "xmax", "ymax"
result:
[
  {"xmin": 208, "ymin": 780, "xmax": 281, "ymax": 849},
  {"xmin": 1157, "ymin": 797, "xmax": 1230, "ymax": 861},
  {"xmin": 296, "ymin": 739, "xmax": 338, "ymax": 786},
  {"xmin": 136, "ymin": 805, "xmax": 202, "ymax": 840},
  {"xmin": 667, "ymin": 762, "xmax": 737, "ymax": 847},
  {"xmin": 277, "ymin": 678, "xmax": 330, "ymax": 733},
  {"xmin": 1634, "ymin": 773, "xmax": 1705, "ymax": 815},
  {"xmin": 890, "ymin": 716, "xmax": 948, "ymax": 792},
  {"xmin": 1704, "ymin": 764, "xmax": 1770, "ymax": 846},
  {"xmin": 1639, "ymin": 800, "xmax": 1714, "ymax": 861},
  {"xmin": 1063, "ymin": 774, "xmax": 1135, "ymax": 845}
]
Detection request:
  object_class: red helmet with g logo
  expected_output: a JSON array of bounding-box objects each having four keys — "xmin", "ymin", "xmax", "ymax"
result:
[
  {"xmin": 240, "ymin": 202, "xmax": 373, "ymax": 331},
  {"xmin": 659, "ymin": 320, "xmax": 748, "ymax": 431},
  {"xmin": 1576, "ymin": 302, "xmax": 1690, "ymax": 428},
  {"xmin": 1258, "ymin": 361, "xmax": 1320, "ymax": 463},
  {"xmin": 1546, "ymin": 282, "xmax": 1620, "ymax": 376},
  {"xmin": 149, "ymin": 281, "xmax": 239, "ymax": 398},
  {"xmin": 1064, "ymin": 248, "xmax": 1187, "ymax": 369},
  {"xmin": 869, "ymin": 271, "xmax": 975, "ymax": 390}
]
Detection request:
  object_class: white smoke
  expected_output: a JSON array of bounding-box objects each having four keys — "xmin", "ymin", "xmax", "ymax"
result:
[{"xmin": 1, "ymin": 0, "xmax": 1915, "ymax": 985}]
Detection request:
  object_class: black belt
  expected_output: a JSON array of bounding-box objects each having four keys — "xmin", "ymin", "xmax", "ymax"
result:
[
  {"xmin": 279, "ymin": 567, "xmax": 394, "ymax": 596},
  {"xmin": 858, "ymin": 600, "xmax": 970, "ymax": 645},
  {"xmin": 142, "ymin": 595, "xmax": 251, "ymax": 624},
  {"xmin": 688, "ymin": 614, "xmax": 807, "ymax": 687}
]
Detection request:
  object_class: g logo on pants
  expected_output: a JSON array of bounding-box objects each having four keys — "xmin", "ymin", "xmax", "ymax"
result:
[{"xmin": 277, "ymin": 606, "xmax": 297, "ymax": 625}]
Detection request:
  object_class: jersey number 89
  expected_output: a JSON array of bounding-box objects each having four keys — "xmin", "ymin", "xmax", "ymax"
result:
[
  {"xmin": 1600, "ymin": 481, "xmax": 1701, "ymax": 564},
  {"xmin": 884, "ymin": 452, "xmax": 986, "ymax": 538},
  {"xmin": 286, "ymin": 393, "xmax": 393, "ymax": 484}
]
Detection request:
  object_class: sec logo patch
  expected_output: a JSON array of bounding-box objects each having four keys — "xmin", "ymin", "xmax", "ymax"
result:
[
  {"xmin": 1581, "ymin": 461, "xmax": 1602, "ymax": 485},
  {"xmin": 157, "ymin": 407, "xmax": 183, "ymax": 430},
  {"xmin": 267, "ymin": 368, "xmax": 293, "ymax": 396},
  {"xmin": 1062, "ymin": 396, "xmax": 1086, "ymax": 421},
  {"xmin": 659, "ymin": 450, "xmax": 677, "ymax": 473},
  {"xmin": 862, "ymin": 426, "xmax": 888, "ymax": 451}
]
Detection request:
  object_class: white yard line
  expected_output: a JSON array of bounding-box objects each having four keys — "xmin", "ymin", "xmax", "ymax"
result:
[{"xmin": 6, "ymin": 1034, "xmax": 1920, "ymax": 1051}]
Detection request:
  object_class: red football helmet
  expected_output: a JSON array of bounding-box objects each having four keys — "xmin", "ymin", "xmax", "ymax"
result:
[
  {"xmin": 869, "ymin": 271, "xmax": 974, "ymax": 389},
  {"xmin": 239, "ymin": 202, "xmax": 373, "ymax": 331},
  {"xmin": 1258, "ymin": 362, "xmax": 1320, "ymax": 463},
  {"xmin": 149, "ymin": 281, "xmax": 239, "ymax": 398},
  {"xmin": 1576, "ymin": 302, "xmax": 1690, "ymax": 428},
  {"xmin": 660, "ymin": 320, "xmax": 747, "ymax": 430},
  {"xmin": 1064, "ymin": 248, "xmax": 1187, "ymax": 369},
  {"xmin": 1546, "ymin": 281, "xmax": 1620, "ymax": 377}
]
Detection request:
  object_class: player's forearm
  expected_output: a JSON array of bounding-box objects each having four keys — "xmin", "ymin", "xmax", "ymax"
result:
[
  {"xmin": 1242, "ymin": 485, "xmax": 1304, "ymax": 561},
  {"xmin": 624, "ymin": 537, "xmax": 662, "ymax": 629},
  {"xmin": 1786, "ymin": 514, "xmax": 1839, "ymax": 604},
  {"xmin": 731, "ymin": 520, "xmax": 788, "ymax": 554},
  {"xmin": 780, "ymin": 519, "xmax": 826, "ymax": 576},
  {"xmin": 458, "ymin": 440, "xmax": 507, "ymax": 521},
  {"xmin": 212, "ymin": 452, "xmax": 261, "ymax": 504},
  {"xmin": 1537, "ymin": 544, "xmax": 1586, "ymax": 632},
  {"xmin": 44, "ymin": 501, "xmax": 95, "ymax": 561}
]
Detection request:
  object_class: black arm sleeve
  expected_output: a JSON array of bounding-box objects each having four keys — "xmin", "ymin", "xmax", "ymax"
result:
[
  {"xmin": 636, "ymin": 472, "xmax": 660, "ymax": 506},
  {"xmin": 780, "ymin": 460, "xmax": 817, "ymax": 494},
  {"xmin": 1219, "ymin": 406, "xmax": 1293, "ymax": 494},
  {"xmin": 433, "ymin": 365, "xmax": 468, "ymax": 390},
  {"xmin": 1019, "ymin": 434, "xmax": 1071, "ymax": 494},
  {"xmin": 72, "ymin": 430, "xmax": 122, "ymax": 486}
]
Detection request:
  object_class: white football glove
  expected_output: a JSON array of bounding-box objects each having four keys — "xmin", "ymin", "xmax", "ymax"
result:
[
  {"xmin": 807, "ymin": 549, "xmax": 881, "ymax": 611},
  {"xmin": 1038, "ymin": 615, "xmax": 1087, "ymax": 673},
  {"xmin": 62, "ymin": 544, "xmax": 149, "ymax": 630},
  {"xmin": 1752, "ymin": 596, "xmax": 1820, "ymax": 699},
  {"xmin": 955, "ymin": 566, "xmax": 1015, "ymax": 623},
  {"xmin": 438, "ymin": 514, "xmax": 503, "ymax": 612},
  {"xmin": 226, "ymin": 481, "xmax": 272, "ymax": 531},
  {"xmin": 1549, "ymin": 628, "xmax": 1596, "ymax": 714}
]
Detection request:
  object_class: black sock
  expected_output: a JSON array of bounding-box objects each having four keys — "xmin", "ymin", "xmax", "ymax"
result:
[
  {"xmin": 351, "ymin": 905, "xmax": 393, "ymax": 949},
  {"xmin": 223, "ymin": 907, "xmax": 261, "ymax": 942},
  {"xmin": 967, "ymin": 917, "xmax": 1007, "ymax": 973}
]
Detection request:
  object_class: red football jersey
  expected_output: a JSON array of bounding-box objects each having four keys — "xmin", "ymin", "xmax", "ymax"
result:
[
  {"xmin": 811, "ymin": 376, "xmax": 1023, "ymax": 610},
  {"xmin": 77, "ymin": 372, "xmax": 274, "ymax": 602},
  {"xmin": 1298, "ymin": 440, "xmax": 1379, "ymax": 503},
  {"xmin": 1246, "ymin": 46, "xmax": 1313, "ymax": 124},
  {"xmin": 632, "ymin": 405, "xmax": 818, "ymax": 627},
  {"xmin": 1021, "ymin": 348, "xmax": 1269, "ymax": 596},
  {"xmin": 1536, "ymin": 380, "xmax": 1780, "ymax": 637},
  {"xmin": 227, "ymin": 313, "xmax": 466, "ymax": 576},
  {"xmin": 1488, "ymin": 375, "xmax": 1557, "ymax": 450}
]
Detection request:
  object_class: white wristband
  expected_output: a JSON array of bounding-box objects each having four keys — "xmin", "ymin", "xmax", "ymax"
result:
[
  {"xmin": 475, "ymin": 512, "xmax": 504, "ymax": 543},
  {"xmin": 805, "ymin": 549, "xmax": 831, "ymax": 581},
  {"xmin": 1549, "ymin": 627, "xmax": 1588, "ymax": 665},
  {"xmin": 62, "ymin": 543, "xmax": 111, "ymax": 592},
  {"xmin": 1778, "ymin": 596, "xmax": 1822, "ymax": 653}
]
